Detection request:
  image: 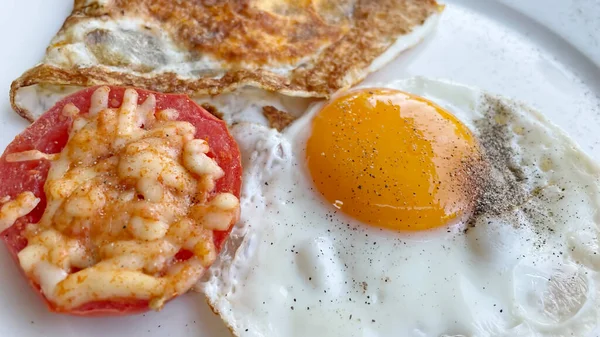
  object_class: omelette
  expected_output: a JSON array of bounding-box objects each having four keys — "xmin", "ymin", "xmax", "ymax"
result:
[{"xmin": 10, "ymin": 0, "xmax": 441, "ymax": 121}]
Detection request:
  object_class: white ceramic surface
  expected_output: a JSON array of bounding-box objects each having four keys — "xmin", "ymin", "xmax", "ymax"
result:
[{"xmin": 0, "ymin": 1, "xmax": 598, "ymax": 336}]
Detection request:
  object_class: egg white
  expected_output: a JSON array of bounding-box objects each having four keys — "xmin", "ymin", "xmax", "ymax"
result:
[{"xmin": 201, "ymin": 78, "xmax": 600, "ymax": 337}]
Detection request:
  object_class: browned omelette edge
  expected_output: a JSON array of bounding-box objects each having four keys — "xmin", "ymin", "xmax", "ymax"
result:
[
  {"xmin": 206, "ymin": 299, "xmax": 239, "ymax": 337},
  {"xmin": 262, "ymin": 106, "xmax": 297, "ymax": 131},
  {"xmin": 10, "ymin": 1, "xmax": 441, "ymax": 122},
  {"xmin": 10, "ymin": 65, "xmax": 320, "ymax": 122}
]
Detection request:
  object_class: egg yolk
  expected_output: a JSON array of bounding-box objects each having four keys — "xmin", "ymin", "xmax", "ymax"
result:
[{"xmin": 306, "ymin": 88, "xmax": 481, "ymax": 231}]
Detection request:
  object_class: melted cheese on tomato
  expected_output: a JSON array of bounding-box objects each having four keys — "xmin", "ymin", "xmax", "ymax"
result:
[
  {"xmin": 0, "ymin": 192, "xmax": 40, "ymax": 232},
  {"xmin": 1, "ymin": 87, "xmax": 240, "ymax": 311}
]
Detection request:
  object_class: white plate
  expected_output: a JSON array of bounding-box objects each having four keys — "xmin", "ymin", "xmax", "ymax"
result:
[{"xmin": 0, "ymin": 1, "xmax": 599, "ymax": 336}]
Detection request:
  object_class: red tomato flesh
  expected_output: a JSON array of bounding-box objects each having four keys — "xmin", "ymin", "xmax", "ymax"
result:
[{"xmin": 0, "ymin": 86, "xmax": 242, "ymax": 316}]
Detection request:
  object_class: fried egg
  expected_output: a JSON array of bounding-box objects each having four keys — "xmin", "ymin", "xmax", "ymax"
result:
[{"xmin": 201, "ymin": 78, "xmax": 600, "ymax": 337}]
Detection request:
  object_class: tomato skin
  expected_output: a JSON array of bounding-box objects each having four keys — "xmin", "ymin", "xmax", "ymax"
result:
[{"xmin": 0, "ymin": 86, "xmax": 242, "ymax": 316}]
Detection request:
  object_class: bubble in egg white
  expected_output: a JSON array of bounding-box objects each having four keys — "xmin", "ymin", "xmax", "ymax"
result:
[
  {"xmin": 511, "ymin": 258, "xmax": 600, "ymax": 337},
  {"xmin": 294, "ymin": 237, "xmax": 345, "ymax": 296}
]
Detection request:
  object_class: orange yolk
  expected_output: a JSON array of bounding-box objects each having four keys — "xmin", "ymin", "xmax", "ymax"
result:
[{"xmin": 306, "ymin": 88, "xmax": 481, "ymax": 231}]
